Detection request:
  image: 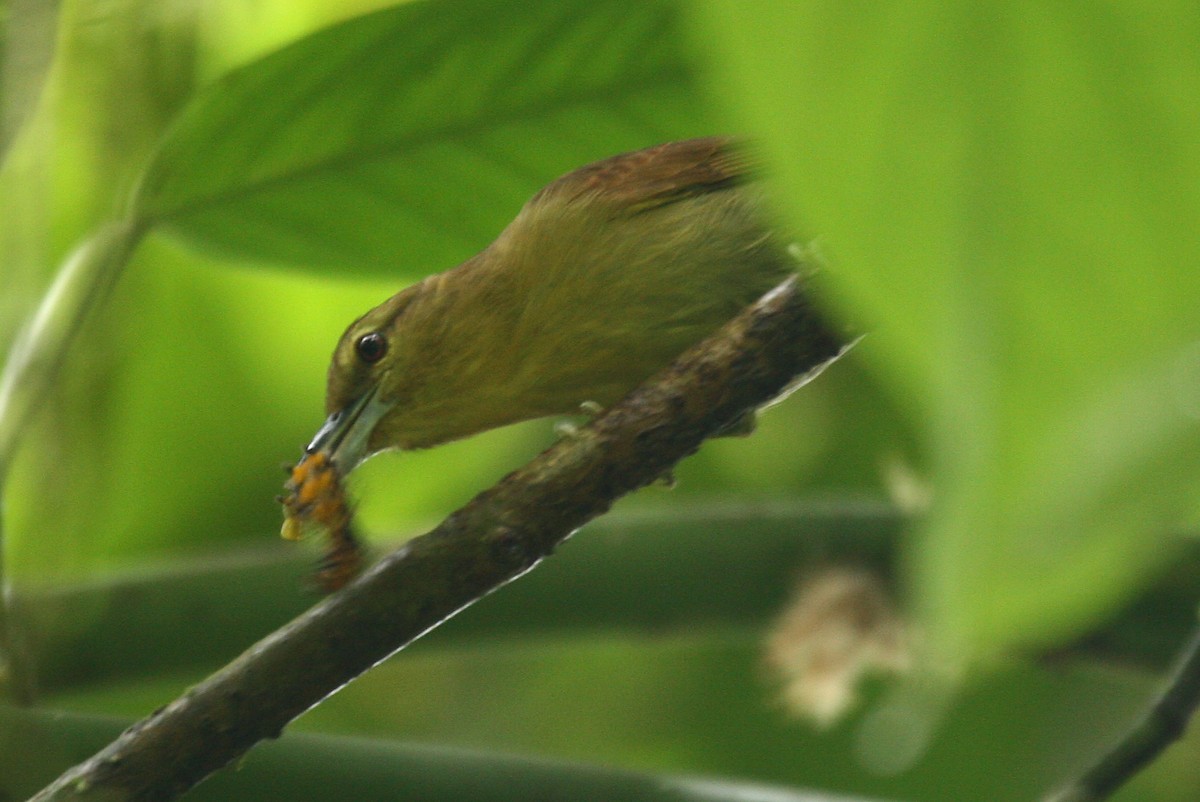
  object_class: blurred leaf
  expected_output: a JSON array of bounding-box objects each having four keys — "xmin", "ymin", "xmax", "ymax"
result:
[
  {"xmin": 28, "ymin": 501, "xmax": 900, "ymax": 691},
  {"xmin": 0, "ymin": 704, "xmax": 900, "ymax": 802},
  {"xmin": 0, "ymin": 220, "xmax": 144, "ymax": 478},
  {"xmin": 39, "ymin": 638, "xmax": 1171, "ymax": 802},
  {"xmin": 0, "ymin": 0, "xmax": 60, "ymax": 158},
  {"xmin": 687, "ymin": 3, "xmax": 1200, "ymax": 658},
  {"xmin": 30, "ymin": 494, "xmax": 1200, "ymax": 703},
  {"xmin": 135, "ymin": 0, "xmax": 710, "ymax": 275}
]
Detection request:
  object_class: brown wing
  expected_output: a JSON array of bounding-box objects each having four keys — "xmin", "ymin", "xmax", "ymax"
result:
[{"xmin": 532, "ymin": 137, "xmax": 757, "ymax": 214}]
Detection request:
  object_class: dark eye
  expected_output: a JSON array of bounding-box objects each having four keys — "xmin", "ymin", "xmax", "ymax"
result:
[{"xmin": 355, "ymin": 332, "xmax": 388, "ymax": 364}]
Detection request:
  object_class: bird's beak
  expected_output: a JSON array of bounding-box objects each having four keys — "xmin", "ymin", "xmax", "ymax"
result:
[{"xmin": 305, "ymin": 386, "xmax": 394, "ymax": 474}]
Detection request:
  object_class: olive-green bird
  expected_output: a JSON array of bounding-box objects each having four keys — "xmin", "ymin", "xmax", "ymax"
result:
[{"xmin": 305, "ymin": 137, "xmax": 822, "ymax": 474}]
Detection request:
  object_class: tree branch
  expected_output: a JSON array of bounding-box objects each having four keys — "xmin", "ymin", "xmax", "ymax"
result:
[
  {"xmin": 1044, "ymin": 617, "xmax": 1200, "ymax": 802},
  {"xmin": 29, "ymin": 277, "xmax": 847, "ymax": 801}
]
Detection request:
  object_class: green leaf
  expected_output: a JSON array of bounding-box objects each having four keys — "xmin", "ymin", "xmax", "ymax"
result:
[
  {"xmin": 27, "ymin": 501, "xmax": 900, "ymax": 692},
  {"xmin": 135, "ymin": 0, "xmax": 711, "ymax": 276},
  {"xmin": 30, "ymin": 641, "xmax": 1165, "ymax": 801},
  {"xmin": 0, "ymin": 704, "xmax": 900, "ymax": 802},
  {"xmin": 0, "ymin": 220, "xmax": 145, "ymax": 478},
  {"xmin": 686, "ymin": 2, "xmax": 1200, "ymax": 658}
]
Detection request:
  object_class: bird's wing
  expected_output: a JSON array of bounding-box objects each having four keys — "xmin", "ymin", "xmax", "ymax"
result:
[{"xmin": 533, "ymin": 137, "xmax": 756, "ymax": 216}]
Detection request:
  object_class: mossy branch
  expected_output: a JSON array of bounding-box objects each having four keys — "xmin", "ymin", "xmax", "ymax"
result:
[{"xmin": 28, "ymin": 277, "xmax": 846, "ymax": 801}]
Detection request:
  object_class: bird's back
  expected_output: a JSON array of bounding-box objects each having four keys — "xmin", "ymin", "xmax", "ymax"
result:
[{"xmin": 493, "ymin": 138, "xmax": 800, "ymax": 410}]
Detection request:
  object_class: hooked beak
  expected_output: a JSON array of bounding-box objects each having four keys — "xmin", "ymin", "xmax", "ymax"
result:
[{"xmin": 306, "ymin": 386, "xmax": 394, "ymax": 473}]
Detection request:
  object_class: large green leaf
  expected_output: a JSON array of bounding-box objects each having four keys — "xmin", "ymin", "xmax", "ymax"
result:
[
  {"xmin": 135, "ymin": 0, "xmax": 710, "ymax": 275},
  {"xmin": 25, "ymin": 502, "xmax": 900, "ymax": 691},
  {"xmin": 32, "ymin": 641, "xmax": 1168, "ymax": 801},
  {"xmin": 686, "ymin": 3, "xmax": 1200, "ymax": 658},
  {"xmin": 0, "ymin": 705, "xmax": 899, "ymax": 802}
]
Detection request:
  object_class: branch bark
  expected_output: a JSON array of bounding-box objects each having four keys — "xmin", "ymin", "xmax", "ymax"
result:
[{"xmin": 29, "ymin": 277, "xmax": 847, "ymax": 801}]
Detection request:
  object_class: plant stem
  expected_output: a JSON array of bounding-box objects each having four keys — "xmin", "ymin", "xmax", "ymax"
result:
[
  {"xmin": 0, "ymin": 219, "xmax": 146, "ymax": 704},
  {"xmin": 1045, "ymin": 616, "xmax": 1200, "ymax": 802}
]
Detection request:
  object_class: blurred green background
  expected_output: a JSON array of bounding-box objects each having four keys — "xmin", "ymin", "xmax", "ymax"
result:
[{"xmin": 1, "ymin": 1, "xmax": 1199, "ymax": 800}]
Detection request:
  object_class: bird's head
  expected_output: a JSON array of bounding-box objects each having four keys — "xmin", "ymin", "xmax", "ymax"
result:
[
  {"xmin": 303, "ymin": 258, "xmax": 520, "ymax": 471},
  {"xmin": 305, "ymin": 284, "xmax": 421, "ymax": 474}
]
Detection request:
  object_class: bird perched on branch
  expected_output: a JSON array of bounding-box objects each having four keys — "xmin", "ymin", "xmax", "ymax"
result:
[
  {"xmin": 308, "ymin": 137, "xmax": 827, "ymax": 470},
  {"xmin": 281, "ymin": 137, "xmax": 839, "ymax": 588}
]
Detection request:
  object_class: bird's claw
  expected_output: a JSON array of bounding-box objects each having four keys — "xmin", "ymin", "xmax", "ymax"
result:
[{"xmin": 553, "ymin": 400, "xmax": 606, "ymax": 440}]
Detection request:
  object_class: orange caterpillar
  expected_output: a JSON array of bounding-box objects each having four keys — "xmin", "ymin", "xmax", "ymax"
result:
[{"xmin": 279, "ymin": 451, "xmax": 364, "ymax": 592}]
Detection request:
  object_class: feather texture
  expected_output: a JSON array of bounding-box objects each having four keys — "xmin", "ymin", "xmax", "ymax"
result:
[{"xmin": 324, "ymin": 138, "xmax": 803, "ymax": 451}]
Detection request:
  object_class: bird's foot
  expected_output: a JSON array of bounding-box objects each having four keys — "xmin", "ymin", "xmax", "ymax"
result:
[
  {"xmin": 552, "ymin": 420, "xmax": 582, "ymax": 439},
  {"xmin": 578, "ymin": 400, "xmax": 604, "ymax": 416},
  {"xmin": 553, "ymin": 401, "xmax": 606, "ymax": 440}
]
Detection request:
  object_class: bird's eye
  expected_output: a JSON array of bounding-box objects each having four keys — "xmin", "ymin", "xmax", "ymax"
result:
[{"xmin": 355, "ymin": 332, "xmax": 388, "ymax": 364}]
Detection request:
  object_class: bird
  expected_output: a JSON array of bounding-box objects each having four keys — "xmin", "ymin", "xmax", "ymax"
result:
[{"xmin": 301, "ymin": 136, "xmax": 823, "ymax": 476}]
